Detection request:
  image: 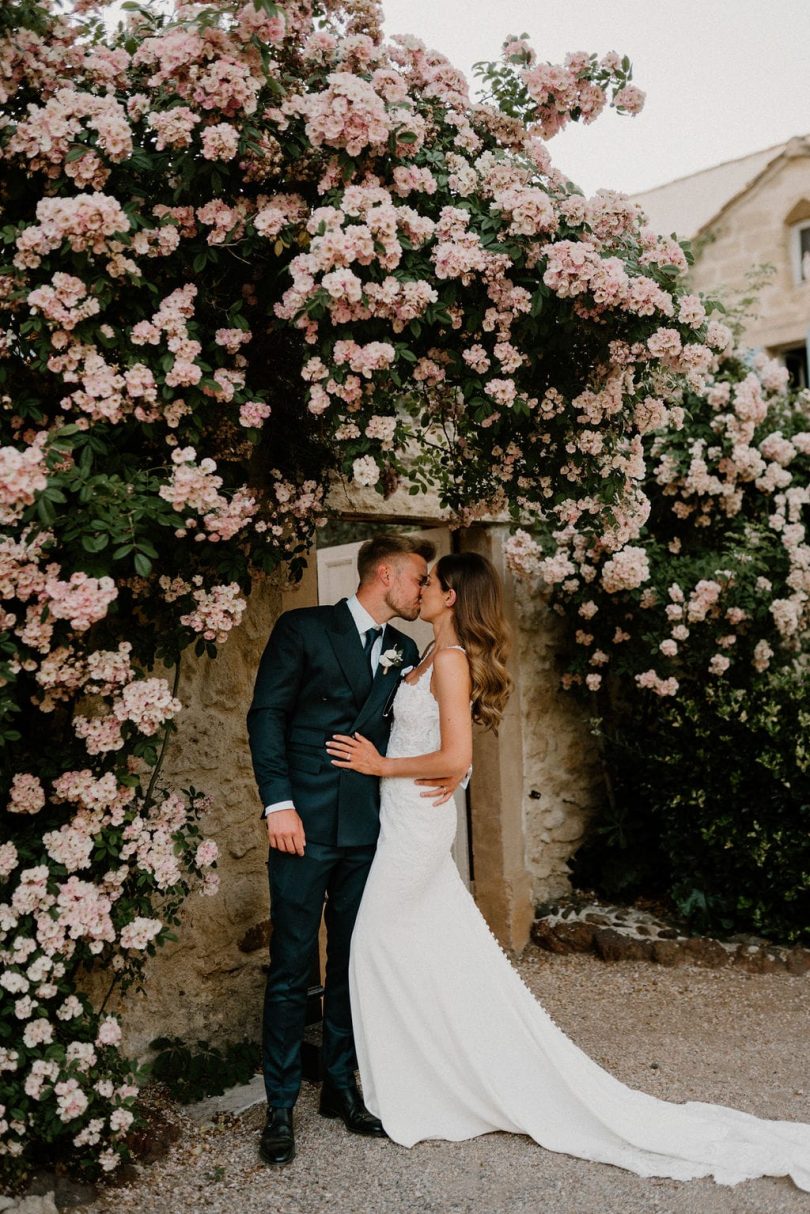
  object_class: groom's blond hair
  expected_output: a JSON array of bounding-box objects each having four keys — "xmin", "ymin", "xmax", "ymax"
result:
[{"xmin": 357, "ymin": 534, "xmax": 436, "ymax": 583}]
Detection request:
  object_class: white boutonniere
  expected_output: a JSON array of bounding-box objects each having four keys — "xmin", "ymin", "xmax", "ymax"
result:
[{"xmin": 378, "ymin": 646, "xmax": 404, "ymax": 674}]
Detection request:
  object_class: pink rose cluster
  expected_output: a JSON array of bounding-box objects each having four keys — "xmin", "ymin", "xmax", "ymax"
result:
[
  {"xmin": 132, "ymin": 25, "xmax": 262, "ymax": 117},
  {"xmin": 44, "ymin": 572, "xmax": 118, "ymax": 632},
  {"xmin": 112, "ymin": 678, "xmax": 183, "ymax": 737},
  {"xmin": 146, "ymin": 106, "xmax": 200, "ymax": 150},
  {"xmin": 159, "ymin": 446, "xmax": 257, "ymax": 542},
  {"xmin": 27, "ymin": 272, "xmax": 101, "ymax": 331},
  {"xmin": 67, "ymin": 664, "xmax": 180, "ymax": 754},
  {"xmin": 634, "ymin": 668, "xmax": 679, "ymax": 697},
  {"xmin": 0, "ymin": 437, "xmax": 49, "ymax": 523},
  {"xmin": 7, "ymin": 773, "xmax": 46, "ymax": 815},
  {"xmin": 504, "ymin": 530, "xmax": 543, "ymax": 578},
  {"xmin": 6, "ymin": 88, "xmax": 133, "ymax": 188},
  {"xmin": 518, "ymin": 49, "xmax": 644, "ymax": 140},
  {"xmin": 179, "ymin": 582, "xmax": 247, "ymax": 643},
  {"xmin": 542, "ymin": 240, "xmax": 674, "ymax": 321},
  {"xmin": 201, "ymin": 122, "xmax": 240, "ymax": 161},
  {"xmin": 15, "ymin": 193, "xmax": 130, "ymax": 270},
  {"xmin": 600, "ymin": 546, "xmax": 651, "ymax": 594},
  {"xmin": 295, "ymin": 71, "xmax": 393, "ymax": 157}
]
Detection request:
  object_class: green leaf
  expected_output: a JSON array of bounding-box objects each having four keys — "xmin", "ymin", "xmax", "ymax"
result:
[
  {"xmin": 82, "ymin": 534, "xmax": 109, "ymax": 553},
  {"xmin": 36, "ymin": 496, "xmax": 55, "ymax": 525},
  {"xmin": 134, "ymin": 553, "xmax": 152, "ymax": 576}
]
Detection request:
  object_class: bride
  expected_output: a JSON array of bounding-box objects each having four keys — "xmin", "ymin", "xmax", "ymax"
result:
[{"xmin": 325, "ymin": 552, "xmax": 810, "ymax": 1191}]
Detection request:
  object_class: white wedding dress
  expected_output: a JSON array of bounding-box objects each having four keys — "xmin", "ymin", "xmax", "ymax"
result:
[{"xmin": 348, "ymin": 657, "xmax": 810, "ymax": 1190}]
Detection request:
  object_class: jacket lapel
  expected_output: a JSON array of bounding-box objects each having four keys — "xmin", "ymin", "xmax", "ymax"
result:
[
  {"xmin": 327, "ymin": 599, "xmax": 373, "ymax": 711},
  {"xmin": 354, "ymin": 624, "xmax": 409, "ymax": 729}
]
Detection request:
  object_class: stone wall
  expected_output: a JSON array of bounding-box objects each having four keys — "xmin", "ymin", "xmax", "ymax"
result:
[
  {"xmin": 514, "ymin": 580, "xmax": 603, "ymax": 904},
  {"xmin": 111, "ymin": 574, "xmax": 284, "ymax": 1057}
]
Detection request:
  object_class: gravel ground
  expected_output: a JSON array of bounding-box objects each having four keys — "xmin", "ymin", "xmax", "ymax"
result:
[{"xmin": 87, "ymin": 950, "xmax": 809, "ymax": 1214}]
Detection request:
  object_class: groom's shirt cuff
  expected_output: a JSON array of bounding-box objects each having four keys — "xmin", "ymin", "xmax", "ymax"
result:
[{"xmin": 264, "ymin": 800, "xmax": 295, "ymax": 817}]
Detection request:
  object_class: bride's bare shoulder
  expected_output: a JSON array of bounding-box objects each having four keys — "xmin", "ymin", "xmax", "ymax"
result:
[
  {"xmin": 433, "ymin": 646, "xmax": 467, "ymax": 661},
  {"xmin": 432, "ymin": 646, "xmax": 471, "ymax": 683}
]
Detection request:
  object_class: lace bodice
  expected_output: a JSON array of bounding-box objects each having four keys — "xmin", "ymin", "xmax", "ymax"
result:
[
  {"xmin": 386, "ymin": 646, "xmax": 466, "ymax": 761},
  {"xmin": 387, "ymin": 664, "xmax": 440, "ymax": 760}
]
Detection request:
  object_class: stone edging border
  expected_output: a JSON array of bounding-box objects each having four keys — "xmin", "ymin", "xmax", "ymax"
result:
[{"xmin": 531, "ymin": 902, "xmax": 810, "ymax": 975}]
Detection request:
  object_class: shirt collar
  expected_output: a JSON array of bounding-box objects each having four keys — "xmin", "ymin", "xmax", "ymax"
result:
[{"xmin": 346, "ymin": 594, "xmax": 383, "ymax": 638}]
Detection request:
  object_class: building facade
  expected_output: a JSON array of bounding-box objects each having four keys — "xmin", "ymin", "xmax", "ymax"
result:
[{"xmin": 633, "ymin": 134, "xmax": 810, "ymax": 387}]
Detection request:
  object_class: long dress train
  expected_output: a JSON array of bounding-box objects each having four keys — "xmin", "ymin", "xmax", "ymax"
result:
[{"xmin": 348, "ymin": 662, "xmax": 810, "ymax": 1190}]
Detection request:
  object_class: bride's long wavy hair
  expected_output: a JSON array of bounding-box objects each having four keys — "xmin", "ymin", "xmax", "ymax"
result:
[{"xmin": 434, "ymin": 553, "xmax": 513, "ymax": 732}]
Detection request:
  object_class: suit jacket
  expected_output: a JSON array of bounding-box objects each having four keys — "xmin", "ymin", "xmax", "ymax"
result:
[{"xmin": 247, "ymin": 599, "xmax": 420, "ymax": 847}]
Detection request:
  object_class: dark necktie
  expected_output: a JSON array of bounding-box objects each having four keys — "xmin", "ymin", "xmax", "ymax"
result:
[{"xmin": 363, "ymin": 626, "xmax": 381, "ymax": 672}]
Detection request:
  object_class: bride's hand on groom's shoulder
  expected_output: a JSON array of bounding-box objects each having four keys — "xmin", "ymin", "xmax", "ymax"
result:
[{"xmin": 325, "ymin": 732, "xmax": 384, "ymax": 776}]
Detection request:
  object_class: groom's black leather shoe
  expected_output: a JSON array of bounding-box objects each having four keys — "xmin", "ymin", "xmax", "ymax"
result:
[
  {"xmin": 259, "ymin": 1107, "xmax": 295, "ymax": 1165},
  {"xmin": 319, "ymin": 1081, "xmax": 387, "ymax": 1137}
]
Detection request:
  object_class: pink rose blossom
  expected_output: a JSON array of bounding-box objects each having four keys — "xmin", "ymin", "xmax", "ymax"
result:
[
  {"xmin": 352, "ymin": 455, "xmax": 380, "ymax": 487},
  {"xmin": 195, "ymin": 840, "xmax": 218, "ymax": 868},
  {"xmin": 8, "ymin": 773, "xmax": 46, "ymax": 815},
  {"xmin": 201, "ymin": 122, "xmax": 240, "ymax": 161},
  {"xmin": 118, "ymin": 916, "xmax": 162, "ymax": 949},
  {"xmin": 55, "ymin": 1077, "xmax": 88, "ymax": 1121},
  {"xmin": 96, "ymin": 1016, "xmax": 122, "ymax": 1047}
]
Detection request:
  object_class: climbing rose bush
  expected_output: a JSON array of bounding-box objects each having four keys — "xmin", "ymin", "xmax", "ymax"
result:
[
  {"xmin": 506, "ymin": 347, "xmax": 809, "ymax": 940},
  {"xmin": 506, "ymin": 349, "xmax": 808, "ymax": 695},
  {"xmin": 0, "ymin": 0, "xmax": 730, "ymax": 1181}
]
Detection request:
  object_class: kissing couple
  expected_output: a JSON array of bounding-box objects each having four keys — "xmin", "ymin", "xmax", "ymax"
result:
[{"xmin": 247, "ymin": 532, "xmax": 809, "ymax": 1190}]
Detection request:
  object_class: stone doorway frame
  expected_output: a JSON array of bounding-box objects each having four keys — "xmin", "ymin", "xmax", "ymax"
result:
[{"xmin": 283, "ymin": 510, "xmax": 533, "ymax": 955}]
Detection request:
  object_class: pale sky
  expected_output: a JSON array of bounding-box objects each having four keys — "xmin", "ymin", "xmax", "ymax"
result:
[{"xmin": 382, "ymin": 0, "xmax": 810, "ymax": 197}]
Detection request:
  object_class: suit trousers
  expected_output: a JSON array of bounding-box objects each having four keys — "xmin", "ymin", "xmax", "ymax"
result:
[{"xmin": 263, "ymin": 839, "xmax": 376, "ymax": 1107}]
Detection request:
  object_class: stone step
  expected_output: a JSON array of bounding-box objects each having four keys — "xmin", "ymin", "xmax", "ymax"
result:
[{"xmin": 185, "ymin": 1073, "xmax": 266, "ymax": 1122}]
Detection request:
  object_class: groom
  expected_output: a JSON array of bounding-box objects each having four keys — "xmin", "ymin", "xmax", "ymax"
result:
[{"xmin": 247, "ymin": 533, "xmax": 436, "ymax": 1165}]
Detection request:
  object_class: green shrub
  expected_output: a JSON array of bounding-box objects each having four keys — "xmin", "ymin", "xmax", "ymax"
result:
[
  {"xmin": 572, "ymin": 664, "xmax": 810, "ymax": 943},
  {"xmin": 148, "ymin": 1037, "xmax": 260, "ymax": 1105}
]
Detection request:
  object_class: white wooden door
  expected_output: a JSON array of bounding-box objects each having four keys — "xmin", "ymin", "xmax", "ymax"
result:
[{"xmin": 316, "ymin": 530, "xmax": 471, "ymax": 887}]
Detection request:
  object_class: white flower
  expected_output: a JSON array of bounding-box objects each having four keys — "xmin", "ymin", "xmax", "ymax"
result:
[
  {"xmin": 352, "ymin": 455, "xmax": 380, "ymax": 487},
  {"xmin": 378, "ymin": 647, "xmax": 404, "ymax": 674}
]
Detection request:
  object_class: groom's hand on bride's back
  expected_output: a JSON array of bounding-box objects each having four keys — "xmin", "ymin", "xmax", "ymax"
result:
[{"xmin": 266, "ymin": 808, "xmax": 306, "ymax": 855}]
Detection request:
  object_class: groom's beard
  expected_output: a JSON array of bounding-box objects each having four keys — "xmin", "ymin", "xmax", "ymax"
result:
[
  {"xmin": 396, "ymin": 604, "xmax": 421, "ymax": 621},
  {"xmin": 384, "ymin": 593, "xmax": 421, "ymax": 622}
]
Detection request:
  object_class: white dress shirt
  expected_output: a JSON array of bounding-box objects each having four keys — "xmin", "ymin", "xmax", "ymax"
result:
[{"xmin": 264, "ymin": 596, "xmax": 384, "ymax": 817}]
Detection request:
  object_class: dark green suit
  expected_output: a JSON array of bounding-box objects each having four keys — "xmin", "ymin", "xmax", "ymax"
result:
[{"xmin": 247, "ymin": 599, "xmax": 419, "ymax": 1106}]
